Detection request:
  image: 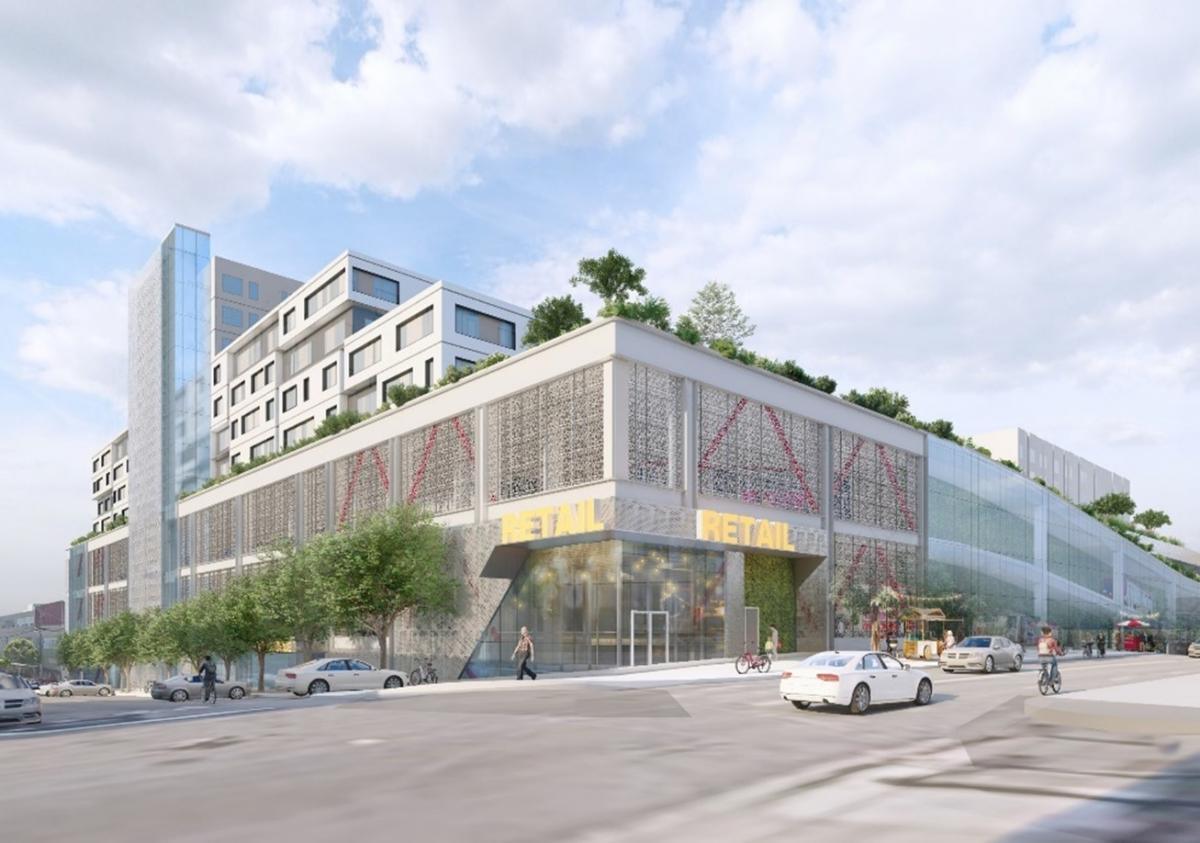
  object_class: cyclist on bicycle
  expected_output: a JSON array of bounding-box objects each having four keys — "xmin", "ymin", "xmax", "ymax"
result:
[{"xmin": 1037, "ymin": 625, "xmax": 1063, "ymax": 684}]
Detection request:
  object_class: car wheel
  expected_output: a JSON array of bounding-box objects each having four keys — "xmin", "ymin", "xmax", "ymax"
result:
[
  {"xmin": 228, "ymin": 686, "xmax": 246, "ymax": 700},
  {"xmin": 384, "ymin": 675, "xmax": 403, "ymax": 689},
  {"xmin": 98, "ymin": 687, "xmax": 112, "ymax": 697},
  {"xmin": 849, "ymin": 683, "xmax": 871, "ymax": 715},
  {"xmin": 914, "ymin": 678, "xmax": 933, "ymax": 706},
  {"xmin": 791, "ymin": 700, "xmax": 811, "ymax": 710},
  {"xmin": 308, "ymin": 679, "xmax": 330, "ymax": 696},
  {"xmin": 59, "ymin": 689, "xmax": 72, "ymax": 697},
  {"xmin": 1011, "ymin": 654, "xmax": 1023, "ymax": 672},
  {"xmin": 170, "ymin": 689, "xmax": 188, "ymax": 703},
  {"xmin": 984, "ymin": 656, "xmax": 995, "ymax": 674}
]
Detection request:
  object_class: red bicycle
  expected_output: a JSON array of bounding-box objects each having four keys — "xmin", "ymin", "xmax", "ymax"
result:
[{"xmin": 735, "ymin": 651, "xmax": 772, "ymax": 674}]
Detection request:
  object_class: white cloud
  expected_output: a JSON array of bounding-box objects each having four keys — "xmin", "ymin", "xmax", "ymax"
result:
[
  {"xmin": 13, "ymin": 276, "xmax": 130, "ymax": 411},
  {"xmin": 0, "ymin": 0, "xmax": 684, "ymax": 232}
]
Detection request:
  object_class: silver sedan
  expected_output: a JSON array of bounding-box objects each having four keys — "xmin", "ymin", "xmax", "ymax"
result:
[
  {"xmin": 47, "ymin": 679, "xmax": 114, "ymax": 697},
  {"xmin": 939, "ymin": 636, "xmax": 1024, "ymax": 673}
]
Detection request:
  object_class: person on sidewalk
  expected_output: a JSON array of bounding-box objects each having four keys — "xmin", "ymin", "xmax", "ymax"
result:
[
  {"xmin": 765, "ymin": 625, "xmax": 780, "ymax": 656},
  {"xmin": 1037, "ymin": 626, "xmax": 1063, "ymax": 684},
  {"xmin": 512, "ymin": 627, "xmax": 537, "ymax": 680},
  {"xmin": 198, "ymin": 655, "xmax": 218, "ymax": 704}
]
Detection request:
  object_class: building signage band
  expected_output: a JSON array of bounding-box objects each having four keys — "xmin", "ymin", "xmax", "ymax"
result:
[
  {"xmin": 696, "ymin": 510, "xmax": 796, "ymax": 552},
  {"xmin": 500, "ymin": 499, "xmax": 605, "ymax": 543}
]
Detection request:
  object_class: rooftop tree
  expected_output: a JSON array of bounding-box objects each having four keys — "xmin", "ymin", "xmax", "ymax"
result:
[
  {"xmin": 570, "ymin": 249, "xmax": 647, "ymax": 310},
  {"xmin": 523, "ymin": 294, "xmax": 589, "ymax": 346},
  {"xmin": 685, "ymin": 281, "xmax": 756, "ymax": 346},
  {"xmin": 1134, "ymin": 509, "xmax": 1172, "ymax": 532}
]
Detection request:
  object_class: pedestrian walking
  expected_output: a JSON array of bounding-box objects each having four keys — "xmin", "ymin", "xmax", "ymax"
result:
[
  {"xmin": 512, "ymin": 626, "xmax": 537, "ymax": 680},
  {"xmin": 765, "ymin": 624, "xmax": 780, "ymax": 656},
  {"xmin": 199, "ymin": 655, "xmax": 218, "ymax": 704}
]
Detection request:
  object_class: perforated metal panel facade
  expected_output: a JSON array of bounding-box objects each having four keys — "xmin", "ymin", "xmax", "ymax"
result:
[
  {"xmin": 304, "ymin": 465, "xmax": 328, "ymax": 536},
  {"xmin": 243, "ymin": 476, "xmax": 298, "ymax": 554},
  {"xmin": 487, "ymin": 365, "xmax": 604, "ymax": 502},
  {"xmin": 831, "ymin": 429, "xmax": 919, "ymax": 533},
  {"xmin": 399, "ymin": 413, "xmax": 476, "ymax": 514},
  {"xmin": 696, "ymin": 384, "xmax": 822, "ymax": 514},
  {"xmin": 628, "ymin": 363, "xmax": 683, "ymax": 489},
  {"xmin": 334, "ymin": 444, "xmax": 392, "ymax": 528}
]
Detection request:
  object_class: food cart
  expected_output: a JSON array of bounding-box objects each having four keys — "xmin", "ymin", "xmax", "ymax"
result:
[{"xmin": 899, "ymin": 607, "xmax": 959, "ymax": 660}]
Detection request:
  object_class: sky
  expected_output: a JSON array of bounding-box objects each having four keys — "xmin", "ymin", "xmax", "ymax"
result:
[{"xmin": 1, "ymin": 0, "xmax": 1198, "ymax": 614}]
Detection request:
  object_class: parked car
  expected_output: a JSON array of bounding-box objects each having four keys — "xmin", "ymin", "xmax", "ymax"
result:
[
  {"xmin": 779, "ymin": 651, "xmax": 934, "ymax": 715},
  {"xmin": 151, "ymin": 675, "xmax": 248, "ymax": 702},
  {"xmin": 25, "ymin": 679, "xmax": 40, "ymax": 691},
  {"xmin": 939, "ymin": 635, "xmax": 1023, "ymax": 673},
  {"xmin": 0, "ymin": 673, "xmax": 42, "ymax": 726},
  {"xmin": 276, "ymin": 658, "xmax": 407, "ymax": 696},
  {"xmin": 1189, "ymin": 641, "xmax": 1200, "ymax": 658},
  {"xmin": 46, "ymin": 679, "xmax": 114, "ymax": 697}
]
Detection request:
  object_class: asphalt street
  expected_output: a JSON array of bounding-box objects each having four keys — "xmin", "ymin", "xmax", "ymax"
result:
[{"xmin": 3, "ymin": 655, "xmax": 1199, "ymax": 842}]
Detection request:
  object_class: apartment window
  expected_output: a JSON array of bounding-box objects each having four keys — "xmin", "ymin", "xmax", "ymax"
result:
[
  {"xmin": 326, "ymin": 405, "xmax": 338, "ymax": 418},
  {"xmin": 348, "ymin": 386, "xmax": 378, "ymax": 415},
  {"xmin": 455, "ymin": 305, "xmax": 515, "ymax": 349},
  {"xmin": 221, "ymin": 305, "xmax": 244, "ymax": 329},
  {"xmin": 283, "ymin": 308, "xmax": 296, "ymax": 334},
  {"xmin": 284, "ymin": 418, "xmax": 314, "ymax": 448},
  {"xmin": 396, "ymin": 306, "xmax": 435, "ymax": 350},
  {"xmin": 352, "ymin": 268, "xmax": 400, "ymax": 304},
  {"xmin": 213, "ymin": 364, "xmax": 221, "ymax": 386},
  {"xmin": 230, "ymin": 421, "xmax": 238, "ymax": 441},
  {"xmin": 304, "ymin": 270, "xmax": 345, "ymax": 318},
  {"xmin": 248, "ymin": 280, "xmax": 259, "ymax": 301},
  {"xmin": 221, "ymin": 274, "xmax": 243, "ymax": 296},
  {"xmin": 282, "ymin": 386, "xmax": 298, "ymax": 412},
  {"xmin": 101, "ymin": 452, "xmax": 108, "ymax": 467},
  {"xmin": 302, "ymin": 377, "xmax": 310, "ymax": 402},
  {"xmin": 322, "ymin": 362, "xmax": 338, "ymax": 390},
  {"xmin": 251, "ymin": 369, "xmax": 262, "ymax": 394},
  {"xmin": 215, "ymin": 427, "xmax": 229, "ymax": 453},
  {"xmin": 263, "ymin": 362, "xmax": 273, "ymax": 386},
  {"xmin": 349, "ymin": 337, "xmax": 382, "ymax": 375},
  {"xmin": 241, "ymin": 408, "xmax": 260, "ymax": 433},
  {"xmin": 381, "ymin": 369, "xmax": 414, "ymax": 399},
  {"xmin": 219, "ymin": 336, "xmax": 232, "ymax": 351},
  {"xmin": 251, "ymin": 363, "xmax": 272, "ymax": 393},
  {"xmin": 231, "ymin": 382, "xmax": 246, "ymax": 405},
  {"xmin": 213, "ymin": 396, "xmax": 223, "ymax": 418},
  {"xmin": 424, "ymin": 358, "xmax": 433, "ymax": 387},
  {"xmin": 250, "ymin": 437, "xmax": 276, "ymax": 460},
  {"xmin": 92, "ymin": 459, "xmax": 99, "ymax": 472},
  {"xmin": 265, "ymin": 399, "xmax": 274, "ymax": 421},
  {"xmin": 455, "ymin": 356, "xmax": 477, "ymax": 369},
  {"xmin": 248, "ymin": 313, "xmax": 260, "ymax": 326}
]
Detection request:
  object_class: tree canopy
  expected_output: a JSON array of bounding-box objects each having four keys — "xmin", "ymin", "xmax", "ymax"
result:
[
  {"xmin": 1134, "ymin": 509, "xmax": 1172, "ymax": 532},
  {"xmin": 89, "ymin": 611, "xmax": 142, "ymax": 689},
  {"xmin": 523, "ymin": 294, "xmax": 589, "ymax": 346},
  {"xmin": 1088, "ymin": 492, "xmax": 1137, "ymax": 518},
  {"xmin": 569, "ymin": 249, "xmax": 647, "ymax": 307},
  {"xmin": 2, "ymin": 637, "xmax": 38, "ymax": 667},
  {"xmin": 604, "ymin": 295, "xmax": 671, "ymax": 330},
  {"xmin": 685, "ymin": 281, "xmax": 756, "ymax": 346}
]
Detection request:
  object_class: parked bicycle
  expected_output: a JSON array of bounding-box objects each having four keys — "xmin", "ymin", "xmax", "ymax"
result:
[
  {"xmin": 409, "ymin": 658, "xmax": 438, "ymax": 686},
  {"xmin": 735, "ymin": 650, "xmax": 772, "ymax": 674},
  {"xmin": 1037, "ymin": 659, "xmax": 1062, "ymax": 695}
]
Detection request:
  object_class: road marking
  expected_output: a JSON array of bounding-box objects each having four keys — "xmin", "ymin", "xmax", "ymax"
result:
[{"xmin": 348, "ymin": 738, "xmax": 384, "ymax": 746}]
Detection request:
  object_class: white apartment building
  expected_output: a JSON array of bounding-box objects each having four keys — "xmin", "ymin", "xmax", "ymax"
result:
[
  {"xmin": 211, "ymin": 256, "xmax": 302, "ymax": 353},
  {"xmin": 972, "ymin": 427, "xmax": 1131, "ymax": 507},
  {"xmin": 210, "ymin": 251, "xmax": 530, "ymax": 475},
  {"xmin": 90, "ymin": 430, "xmax": 129, "ymax": 532}
]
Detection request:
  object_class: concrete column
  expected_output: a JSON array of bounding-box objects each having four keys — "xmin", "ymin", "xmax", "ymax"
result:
[
  {"xmin": 603, "ymin": 359, "xmax": 630, "ymax": 482},
  {"xmin": 325, "ymin": 460, "xmax": 336, "ymax": 532},
  {"xmin": 821, "ymin": 425, "xmax": 835, "ymax": 649},
  {"xmin": 389, "ymin": 436, "xmax": 401, "ymax": 507},
  {"xmin": 295, "ymin": 470, "xmax": 306, "ymax": 543},
  {"xmin": 233, "ymin": 495, "xmax": 244, "ymax": 574},
  {"xmin": 723, "ymin": 550, "xmax": 745, "ymax": 659},
  {"xmin": 682, "ymin": 378, "xmax": 697, "ymax": 508}
]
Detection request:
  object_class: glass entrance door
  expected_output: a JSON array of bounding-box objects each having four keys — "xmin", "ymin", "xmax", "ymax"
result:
[{"xmin": 629, "ymin": 610, "xmax": 670, "ymax": 667}]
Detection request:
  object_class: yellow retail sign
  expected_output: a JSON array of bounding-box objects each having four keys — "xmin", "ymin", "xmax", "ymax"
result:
[
  {"xmin": 500, "ymin": 499, "xmax": 605, "ymax": 543},
  {"xmin": 696, "ymin": 510, "xmax": 796, "ymax": 551}
]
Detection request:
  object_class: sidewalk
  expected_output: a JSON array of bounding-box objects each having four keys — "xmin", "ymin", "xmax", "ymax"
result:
[{"xmin": 1025, "ymin": 668, "xmax": 1200, "ymax": 735}]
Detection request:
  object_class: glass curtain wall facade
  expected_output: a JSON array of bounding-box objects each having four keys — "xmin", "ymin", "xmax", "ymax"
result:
[
  {"xmin": 462, "ymin": 540, "xmax": 725, "ymax": 677},
  {"xmin": 928, "ymin": 437, "xmax": 1200, "ymax": 646}
]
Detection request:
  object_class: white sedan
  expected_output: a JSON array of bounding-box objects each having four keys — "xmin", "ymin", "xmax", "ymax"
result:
[
  {"xmin": 43, "ymin": 679, "xmax": 114, "ymax": 697},
  {"xmin": 0, "ymin": 673, "xmax": 42, "ymax": 726},
  {"xmin": 276, "ymin": 658, "xmax": 407, "ymax": 696},
  {"xmin": 780, "ymin": 651, "xmax": 934, "ymax": 714}
]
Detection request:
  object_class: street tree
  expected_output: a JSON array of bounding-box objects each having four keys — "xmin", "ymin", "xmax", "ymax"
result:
[
  {"xmin": 223, "ymin": 565, "xmax": 293, "ymax": 692},
  {"xmin": 523, "ymin": 295, "xmax": 589, "ymax": 346},
  {"xmin": 209, "ymin": 589, "xmax": 253, "ymax": 681},
  {"xmin": 2, "ymin": 637, "xmax": 38, "ymax": 669},
  {"xmin": 570, "ymin": 249, "xmax": 647, "ymax": 309},
  {"xmin": 265, "ymin": 538, "xmax": 335, "ymax": 664},
  {"xmin": 55, "ymin": 630, "xmax": 91, "ymax": 678},
  {"xmin": 161, "ymin": 597, "xmax": 221, "ymax": 672},
  {"xmin": 1134, "ymin": 509, "xmax": 1172, "ymax": 532},
  {"xmin": 685, "ymin": 281, "xmax": 756, "ymax": 346},
  {"xmin": 136, "ymin": 607, "xmax": 181, "ymax": 677},
  {"xmin": 316, "ymin": 504, "xmax": 458, "ymax": 671},
  {"xmin": 89, "ymin": 611, "xmax": 142, "ymax": 690}
]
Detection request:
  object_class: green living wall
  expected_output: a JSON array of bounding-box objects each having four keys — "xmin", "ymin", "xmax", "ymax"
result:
[{"xmin": 745, "ymin": 554, "xmax": 796, "ymax": 653}]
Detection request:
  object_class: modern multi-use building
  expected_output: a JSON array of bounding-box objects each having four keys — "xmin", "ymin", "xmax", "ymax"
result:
[
  {"xmin": 971, "ymin": 427, "xmax": 1132, "ymax": 507},
  {"xmin": 69, "ymin": 224, "xmax": 1200, "ymax": 683}
]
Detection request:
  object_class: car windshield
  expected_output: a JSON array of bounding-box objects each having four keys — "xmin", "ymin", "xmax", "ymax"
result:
[
  {"xmin": 801, "ymin": 653, "xmax": 855, "ymax": 667},
  {"xmin": 961, "ymin": 637, "xmax": 992, "ymax": 648},
  {"xmin": 0, "ymin": 674, "xmax": 23, "ymax": 690}
]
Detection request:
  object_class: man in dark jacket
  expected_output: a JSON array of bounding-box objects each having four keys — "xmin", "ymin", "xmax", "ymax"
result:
[{"xmin": 199, "ymin": 655, "xmax": 218, "ymax": 704}]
